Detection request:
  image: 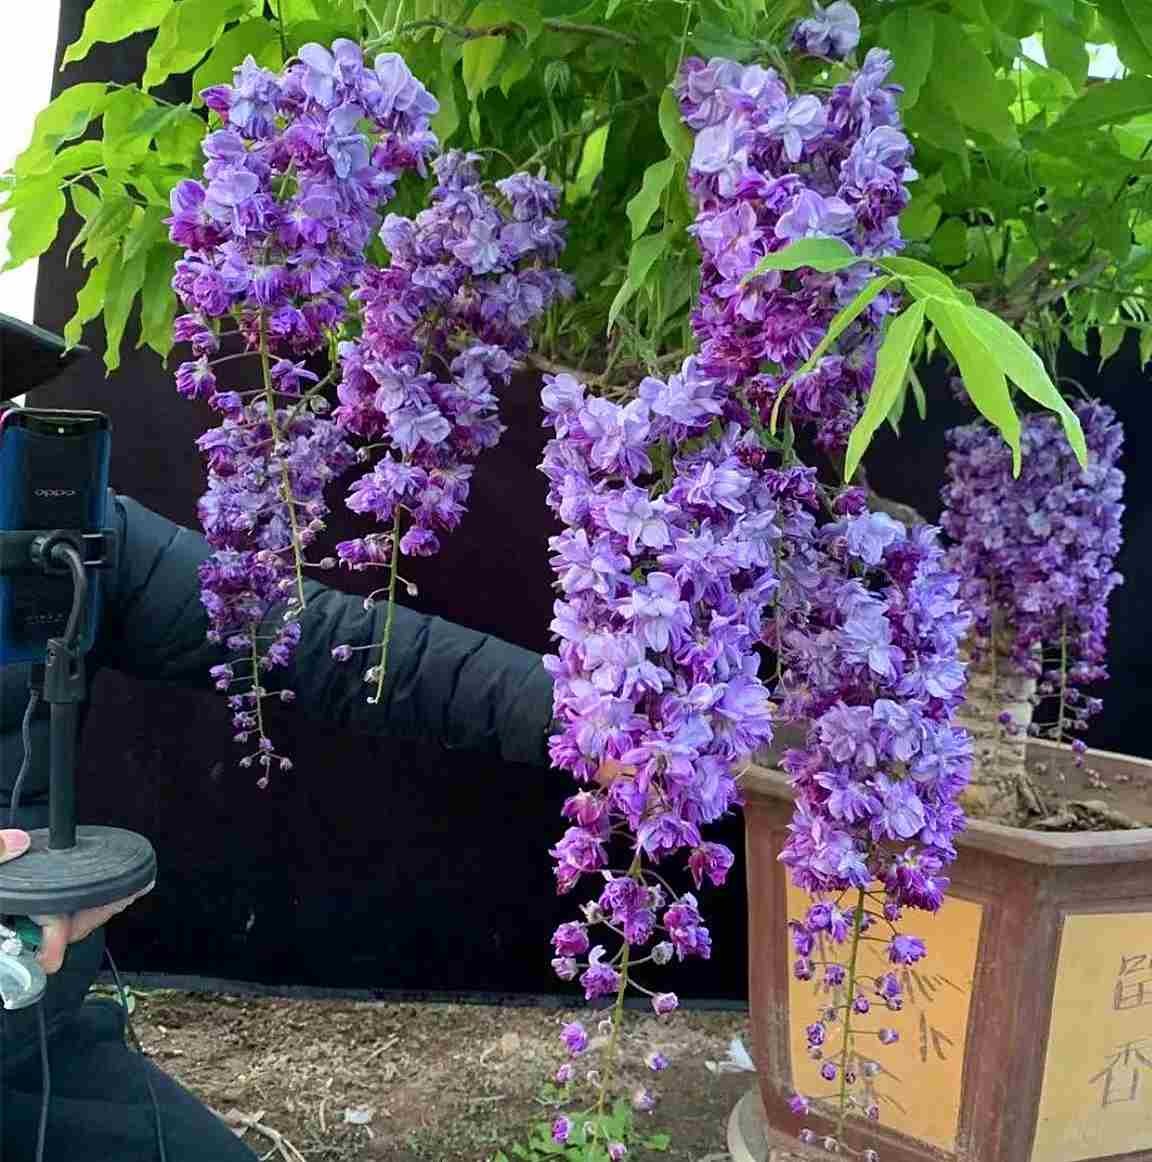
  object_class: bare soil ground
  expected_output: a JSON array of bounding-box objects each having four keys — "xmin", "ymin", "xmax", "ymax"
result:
[{"xmin": 130, "ymin": 991, "xmax": 753, "ymax": 1162}]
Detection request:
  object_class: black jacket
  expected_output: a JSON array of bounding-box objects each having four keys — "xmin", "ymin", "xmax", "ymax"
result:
[{"xmin": 0, "ymin": 493, "xmax": 554, "ymax": 1064}]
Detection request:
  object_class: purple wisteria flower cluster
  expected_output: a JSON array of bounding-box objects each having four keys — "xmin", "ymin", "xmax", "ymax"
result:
[
  {"xmin": 679, "ymin": 23, "xmax": 914, "ymax": 451},
  {"xmin": 331, "ymin": 150, "xmax": 571, "ymax": 657},
  {"xmin": 537, "ymin": 6, "xmax": 972, "ymax": 1142},
  {"xmin": 941, "ymin": 402, "xmax": 1124, "ymax": 753},
  {"xmin": 774, "ymin": 508, "xmax": 972, "ymax": 1127},
  {"xmin": 541, "ymin": 368, "xmax": 778, "ymax": 1010},
  {"xmin": 169, "ymin": 45, "xmax": 565, "ymax": 763}
]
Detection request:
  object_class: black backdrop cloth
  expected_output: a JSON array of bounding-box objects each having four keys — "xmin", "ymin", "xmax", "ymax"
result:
[{"xmin": 19, "ymin": 0, "xmax": 1152, "ymax": 999}]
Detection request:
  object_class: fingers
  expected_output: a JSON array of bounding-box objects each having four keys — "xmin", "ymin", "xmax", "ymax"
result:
[
  {"xmin": 29, "ymin": 915, "xmax": 74, "ymax": 974},
  {"xmin": 69, "ymin": 886, "xmax": 150, "ymax": 943},
  {"xmin": 0, "ymin": 829, "xmax": 30, "ymax": 865}
]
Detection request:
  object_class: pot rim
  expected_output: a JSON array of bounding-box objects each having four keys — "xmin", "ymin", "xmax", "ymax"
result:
[{"xmin": 742, "ymin": 761, "xmax": 1152, "ymax": 867}]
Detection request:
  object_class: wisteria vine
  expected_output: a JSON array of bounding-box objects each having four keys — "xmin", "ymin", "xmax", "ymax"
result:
[
  {"xmin": 538, "ymin": 6, "xmax": 975, "ymax": 1152},
  {"xmin": 942, "ymin": 402, "xmax": 1124, "ymax": 760},
  {"xmin": 168, "ymin": 45, "xmax": 567, "ymax": 771}
]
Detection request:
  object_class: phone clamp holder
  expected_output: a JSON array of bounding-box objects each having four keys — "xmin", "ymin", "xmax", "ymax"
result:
[{"xmin": 0, "ymin": 528, "xmax": 156, "ymax": 925}]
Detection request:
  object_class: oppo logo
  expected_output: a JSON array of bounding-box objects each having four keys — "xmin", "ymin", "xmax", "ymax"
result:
[{"xmin": 34, "ymin": 488, "xmax": 78, "ymax": 498}]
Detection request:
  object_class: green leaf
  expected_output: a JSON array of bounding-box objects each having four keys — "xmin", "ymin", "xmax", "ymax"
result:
[
  {"xmin": 192, "ymin": 18, "xmax": 282, "ymax": 98},
  {"xmin": 102, "ymin": 223, "xmax": 151, "ymax": 373},
  {"xmin": 607, "ymin": 277, "xmax": 638, "ymax": 331},
  {"xmin": 929, "ymin": 16, "xmax": 1018, "ymax": 145},
  {"xmin": 570, "ymin": 124, "xmax": 609, "ymax": 203},
  {"xmin": 960, "ymin": 305, "xmax": 1087, "ymax": 465},
  {"xmin": 844, "ymin": 301, "xmax": 926, "ymax": 481},
  {"xmin": 744, "ymin": 237, "xmax": 859, "ymax": 281},
  {"xmin": 1097, "ymin": 0, "xmax": 1152, "ymax": 75},
  {"xmin": 102, "ymin": 87, "xmax": 160, "ymax": 169},
  {"xmin": 769, "ymin": 276, "xmax": 894, "ymax": 432},
  {"xmin": 627, "ymin": 232, "xmax": 669, "ymax": 289},
  {"xmin": 879, "ymin": 256, "xmax": 968, "ymax": 300},
  {"xmin": 123, "ymin": 206, "xmax": 169, "ymax": 264},
  {"xmin": 643, "ymin": 1133, "xmax": 671, "ymax": 1151},
  {"xmin": 68, "ymin": 188, "xmax": 137, "ymax": 265},
  {"xmin": 626, "ymin": 157, "xmax": 677, "ymax": 241},
  {"xmin": 499, "ymin": 43, "xmax": 534, "ymax": 96},
  {"xmin": 909, "ymin": 366, "xmax": 927, "ymax": 420},
  {"xmin": 881, "ymin": 9, "xmax": 934, "ymax": 108},
  {"xmin": 62, "ymin": 0, "xmax": 173, "ymax": 67},
  {"xmin": 64, "ymin": 251, "xmax": 116, "ymax": 349},
  {"xmin": 1043, "ymin": 14, "xmax": 1088, "ymax": 90},
  {"xmin": 461, "ymin": 3, "xmax": 509, "ymax": 100},
  {"xmin": 138, "ymin": 243, "xmax": 179, "ymax": 358},
  {"xmin": 14, "ymin": 84, "xmax": 110, "ymax": 177},
  {"xmin": 431, "ymin": 40, "xmax": 463, "ymax": 143},
  {"xmin": 1098, "ymin": 323, "xmax": 1126, "ymax": 365},
  {"xmin": 1054, "ymin": 77, "xmax": 1152, "ymax": 130},
  {"xmin": 927, "ymin": 298, "xmax": 1022, "ymax": 474},
  {"xmin": 794, "ymin": 277, "xmax": 894, "ymax": 379},
  {"xmin": 144, "ymin": 0, "xmax": 255, "ymax": 90},
  {"xmin": 44, "ymin": 140, "xmax": 106, "ymax": 181},
  {"xmin": 658, "ymin": 88, "xmax": 692, "ymax": 160},
  {"xmin": 901, "ymin": 192, "xmax": 942, "ymax": 242},
  {"xmin": 931, "ymin": 218, "xmax": 970, "ymax": 266},
  {"xmin": 2, "ymin": 178, "xmax": 67, "ymax": 271}
]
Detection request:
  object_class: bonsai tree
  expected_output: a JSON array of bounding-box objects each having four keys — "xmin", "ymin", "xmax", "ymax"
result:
[{"xmin": 1, "ymin": 0, "xmax": 1143, "ymax": 1153}]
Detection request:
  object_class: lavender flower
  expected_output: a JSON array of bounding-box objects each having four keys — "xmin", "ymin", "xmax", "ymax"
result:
[{"xmin": 942, "ymin": 402, "xmax": 1124, "ymax": 748}]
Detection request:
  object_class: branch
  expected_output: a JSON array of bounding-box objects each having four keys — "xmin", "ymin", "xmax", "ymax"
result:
[{"xmin": 397, "ymin": 17, "xmax": 638, "ymax": 46}]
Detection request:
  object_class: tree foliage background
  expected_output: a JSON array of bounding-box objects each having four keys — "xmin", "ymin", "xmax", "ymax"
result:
[{"xmin": 3, "ymin": 0, "xmax": 1150, "ymax": 415}]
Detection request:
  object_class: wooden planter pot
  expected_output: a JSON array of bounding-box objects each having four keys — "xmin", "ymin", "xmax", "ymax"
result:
[{"xmin": 732, "ymin": 750, "xmax": 1152, "ymax": 1162}]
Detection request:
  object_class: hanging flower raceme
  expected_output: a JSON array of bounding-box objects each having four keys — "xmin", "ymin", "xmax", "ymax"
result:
[
  {"xmin": 169, "ymin": 42, "xmax": 439, "ymax": 773},
  {"xmin": 941, "ymin": 401, "xmax": 1124, "ymax": 753},
  {"xmin": 672, "ymin": 9, "xmax": 972, "ymax": 1147},
  {"xmin": 540, "ymin": 363, "xmax": 778, "ymax": 1116},
  {"xmin": 331, "ymin": 151, "xmax": 571, "ymax": 700},
  {"xmin": 678, "ymin": 32, "xmax": 914, "ymax": 451},
  {"xmin": 535, "ymin": 7, "xmax": 961, "ymax": 1143}
]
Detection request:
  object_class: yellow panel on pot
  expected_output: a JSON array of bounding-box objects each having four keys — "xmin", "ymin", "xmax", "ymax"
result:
[
  {"xmin": 785, "ymin": 878, "xmax": 983, "ymax": 1152},
  {"xmin": 1033, "ymin": 911, "xmax": 1152, "ymax": 1162}
]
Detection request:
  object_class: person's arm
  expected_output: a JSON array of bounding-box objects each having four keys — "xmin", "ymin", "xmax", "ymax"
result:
[{"xmin": 96, "ymin": 494, "xmax": 555, "ymax": 767}]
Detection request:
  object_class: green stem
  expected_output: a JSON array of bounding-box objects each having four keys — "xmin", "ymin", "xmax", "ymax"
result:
[
  {"xmin": 1056, "ymin": 616, "xmax": 1069, "ymax": 743},
  {"xmin": 835, "ymin": 889, "xmax": 867, "ymax": 1140},
  {"xmin": 258, "ymin": 317, "xmax": 307, "ymax": 612},
  {"xmin": 595, "ymin": 851, "xmax": 643, "ymax": 1123},
  {"xmin": 250, "ymin": 628, "xmax": 266, "ymax": 738},
  {"xmin": 370, "ymin": 510, "xmax": 403, "ymax": 706}
]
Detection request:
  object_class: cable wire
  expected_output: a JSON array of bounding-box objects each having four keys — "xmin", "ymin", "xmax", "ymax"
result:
[
  {"xmin": 106, "ymin": 947, "xmax": 167, "ymax": 1162},
  {"xmin": 9, "ymin": 687, "xmax": 40, "ymax": 827},
  {"xmin": 34, "ymin": 1005, "xmax": 49, "ymax": 1162}
]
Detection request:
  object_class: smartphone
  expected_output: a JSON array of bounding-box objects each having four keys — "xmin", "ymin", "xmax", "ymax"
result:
[{"xmin": 0, "ymin": 407, "xmax": 111, "ymax": 664}]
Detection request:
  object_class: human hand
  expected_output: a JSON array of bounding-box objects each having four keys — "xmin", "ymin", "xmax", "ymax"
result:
[
  {"xmin": 0, "ymin": 829, "xmax": 31, "ymax": 864},
  {"xmin": 31, "ymin": 881, "xmax": 155, "ymax": 974}
]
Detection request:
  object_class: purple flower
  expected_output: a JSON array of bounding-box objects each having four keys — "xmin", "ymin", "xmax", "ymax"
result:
[
  {"xmin": 687, "ymin": 842, "xmax": 735, "ymax": 888},
  {"xmin": 646, "ymin": 1051, "xmax": 669, "ymax": 1072},
  {"xmin": 888, "ymin": 933, "xmax": 926, "ymax": 964},
  {"xmin": 551, "ymin": 922, "xmax": 590, "ymax": 958},
  {"xmin": 776, "ymin": 189, "xmax": 855, "ymax": 241},
  {"xmin": 561, "ymin": 1022, "xmax": 589, "ymax": 1055},
  {"xmin": 552, "ymin": 1116, "xmax": 572, "ymax": 1144},
  {"xmin": 580, "ymin": 947, "xmax": 621, "ymax": 1001},
  {"xmin": 652, "ymin": 992, "xmax": 679, "ymax": 1016},
  {"xmin": 793, "ymin": 2, "xmax": 861, "ymax": 59}
]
